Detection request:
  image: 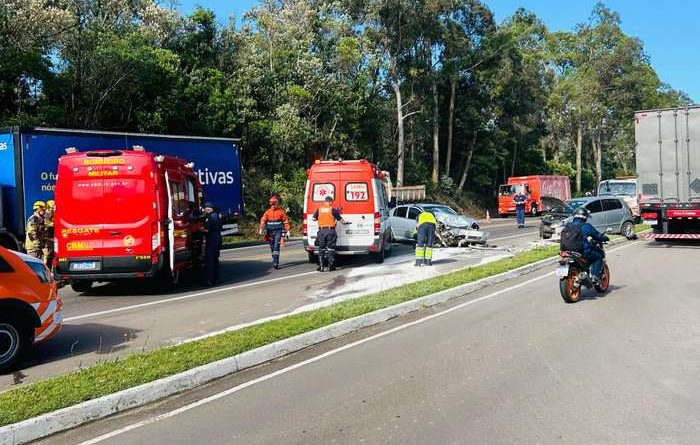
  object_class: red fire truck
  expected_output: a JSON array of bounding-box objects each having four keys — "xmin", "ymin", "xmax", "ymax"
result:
[
  {"xmin": 498, "ymin": 175, "xmax": 571, "ymax": 217},
  {"xmin": 53, "ymin": 147, "xmax": 205, "ymax": 292}
]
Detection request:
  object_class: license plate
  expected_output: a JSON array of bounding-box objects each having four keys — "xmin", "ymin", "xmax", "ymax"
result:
[
  {"xmin": 346, "ymin": 230, "xmax": 369, "ymax": 235},
  {"xmin": 643, "ymin": 220, "xmax": 657, "ymax": 226},
  {"xmin": 69, "ymin": 261, "xmax": 100, "ymax": 271},
  {"xmin": 556, "ymin": 265, "xmax": 569, "ymax": 278}
]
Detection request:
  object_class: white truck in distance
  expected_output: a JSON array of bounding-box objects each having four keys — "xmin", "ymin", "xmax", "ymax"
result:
[{"xmin": 635, "ymin": 106, "xmax": 700, "ymax": 239}]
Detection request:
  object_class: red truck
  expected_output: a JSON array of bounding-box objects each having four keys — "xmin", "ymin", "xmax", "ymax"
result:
[
  {"xmin": 53, "ymin": 147, "xmax": 205, "ymax": 292},
  {"xmin": 498, "ymin": 175, "xmax": 571, "ymax": 217}
]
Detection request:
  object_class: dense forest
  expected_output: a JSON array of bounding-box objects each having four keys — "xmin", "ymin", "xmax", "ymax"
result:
[{"xmin": 0, "ymin": 0, "xmax": 691, "ymax": 217}]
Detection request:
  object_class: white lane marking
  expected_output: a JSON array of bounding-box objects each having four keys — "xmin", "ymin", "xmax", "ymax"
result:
[
  {"xmin": 76, "ymin": 241, "xmax": 641, "ymax": 445},
  {"xmin": 64, "ymin": 271, "xmax": 318, "ymax": 322},
  {"xmin": 490, "ymin": 231, "xmax": 539, "ymax": 242}
]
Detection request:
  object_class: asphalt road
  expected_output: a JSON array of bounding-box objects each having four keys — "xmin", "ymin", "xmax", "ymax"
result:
[
  {"xmin": 38, "ymin": 239, "xmax": 700, "ymax": 445},
  {"xmin": 1, "ymin": 217, "xmax": 540, "ymax": 389}
]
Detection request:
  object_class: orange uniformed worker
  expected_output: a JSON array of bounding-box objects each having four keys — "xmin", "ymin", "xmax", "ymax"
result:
[
  {"xmin": 259, "ymin": 196, "xmax": 291, "ymax": 269},
  {"xmin": 313, "ymin": 195, "xmax": 345, "ymax": 272}
]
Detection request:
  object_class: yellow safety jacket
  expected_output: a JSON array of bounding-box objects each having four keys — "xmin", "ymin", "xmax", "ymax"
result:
[{"xmin": 417, "ymin": 211, "xmax": 437, "ymax": 226}]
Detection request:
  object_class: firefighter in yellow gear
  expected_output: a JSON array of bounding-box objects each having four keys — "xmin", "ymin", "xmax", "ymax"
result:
[
  {"xmin": 415, "ymin": 210, "xmax": 437, "ymax": 267},
  {"xmin": 25, "ymin": 201, "xmax": 46, "ymax": 259},
  {"xmin": 42, "ymin": 200, "xmax": 56, "ymax": 267}
]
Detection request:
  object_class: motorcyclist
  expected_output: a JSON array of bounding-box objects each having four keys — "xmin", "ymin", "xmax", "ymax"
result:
[{"xmin": 569, "ymin": 207, "xmax": 609, "ymax": 284}]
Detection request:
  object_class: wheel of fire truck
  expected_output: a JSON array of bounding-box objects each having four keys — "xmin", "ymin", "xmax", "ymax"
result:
[
  {"xmin": 0, "ymin": 311, "xmax": 33, "ymax": 373},
  {"xmin": 156, "ymin": 263, "xmax": 180, "ymax": 289},
  {"xmin": 621, "ymin": 221, "xmax": 635, "ymax": 240},
  {"xmin": 70, "ymin": 280, "xmax": 93, "ymax": 293},
  {"xmin": 530, "ymin": 204, "xmax": 538, "ymax": 217},
  {"xmin": 307, "ymin": 252, "xmax": 317, "ymax": 264}
]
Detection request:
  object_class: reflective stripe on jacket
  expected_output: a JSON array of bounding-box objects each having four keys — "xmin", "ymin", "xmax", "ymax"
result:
[{"xmin": 260, "ymin": 208, "xmax": 290, "ymax": 232}]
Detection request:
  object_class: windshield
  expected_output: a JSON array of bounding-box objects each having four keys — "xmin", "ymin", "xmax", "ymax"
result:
[
  {"xmin": 498, "ymin": 185, "xmax": 514, "ymax": 196},
  {"xmin": 598, "ymin": 181, "xmax": 636, "ymax": 196},
  {"xmin": 564, "ymin": 199, "xmax": 588, "ymax": 213},
  {"xmin": 424, "ymin": 206, "xmax": 457, "ymax": 215}
]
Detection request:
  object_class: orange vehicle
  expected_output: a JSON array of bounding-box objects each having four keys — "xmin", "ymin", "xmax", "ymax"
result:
[
  {"xmin": 0, "ymin": 246, "xmax": 63, "ymax": 372},
  {"xmin": 53, "ymin": 147, "xmax": 205, "ymax": 292},
  {"xmin": 498, "ymin": 175, "xmax": 571, "ymax": 217},
  {"xmin": 302, "ymin": 160, "xmax": 393, "ymax": 263}
]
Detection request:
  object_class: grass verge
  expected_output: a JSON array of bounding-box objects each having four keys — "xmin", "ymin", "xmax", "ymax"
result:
[{"xmin": 0, "ymin": 245, "xmax": 562, "ymax": 426}]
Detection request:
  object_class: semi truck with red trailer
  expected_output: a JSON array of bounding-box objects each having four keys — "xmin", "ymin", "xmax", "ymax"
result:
[
  {"xmin": 636, "ymin": 106, "xmax": 700, "ymax": 239},
  {"xmin": 498, "ymin": 175, "xmax": 571, "ymax": 217}
]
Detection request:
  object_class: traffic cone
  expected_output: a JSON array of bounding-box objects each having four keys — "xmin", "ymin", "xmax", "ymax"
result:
[{"xmin": 485, "ymin": 210, "xmax": 491, "ymax": 225}]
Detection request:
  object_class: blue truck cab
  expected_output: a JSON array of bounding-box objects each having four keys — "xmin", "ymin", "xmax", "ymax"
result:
[{"xmin": 0, "ymin": 127, "xmax": 242, "ymax": 251}]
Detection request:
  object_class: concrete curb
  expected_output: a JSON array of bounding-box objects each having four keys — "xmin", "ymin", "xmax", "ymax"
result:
[{"xmin": 0, "ymin": 236, "xmax": 635, "ymax": 445}]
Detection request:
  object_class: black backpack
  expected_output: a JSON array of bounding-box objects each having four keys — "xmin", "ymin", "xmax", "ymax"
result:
[{"xmin": 559, "ymin": 221, "xmax": 583, "ymax": 252}]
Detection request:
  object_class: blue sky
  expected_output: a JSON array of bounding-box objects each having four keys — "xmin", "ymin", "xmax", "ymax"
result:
[{"xmin": 178, "ymin": 0, "xmax": 699, "ymax": 101}]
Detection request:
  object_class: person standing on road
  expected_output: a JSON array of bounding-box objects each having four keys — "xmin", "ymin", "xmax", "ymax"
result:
[
  {"xmin": 202, "ymin": 202, "xmax": 222, "ymax": 287},
  {"xmin": 42, "ymin": 200, "xmax": 56, "ymax": 268},
  {"xmin": 313, "ymin": 195, "xmax": 345, "ymax": 272},
  {"xmin": 259, "ymin": 196, "xmax": 291, "ymax": 270},
  {"xmin": 25, "ymin": 202, "xmax": 46, "ymax": 259},
  {"xmin": 415, "ymin": 210, "xmax": 437, "ymax": 267},
  {"xmin": 513, "ymin": 189, "xmax": 527, "ymax": 228}
]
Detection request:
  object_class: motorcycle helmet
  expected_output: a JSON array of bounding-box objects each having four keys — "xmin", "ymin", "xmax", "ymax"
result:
[{"xmin": 573, "ymin": 207, "xmax": 589, "ymax": 221}]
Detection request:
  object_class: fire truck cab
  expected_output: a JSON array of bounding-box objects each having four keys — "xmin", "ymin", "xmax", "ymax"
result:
[{"xmin": 54, "ymin": 148, "xmax": 205, "ymax": 292}]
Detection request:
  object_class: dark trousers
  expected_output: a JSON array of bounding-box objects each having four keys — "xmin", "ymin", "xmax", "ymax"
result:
[
  {"xmin": 515, "ymin": 205, "xmax": 525, "ymax": 226},
  {"xmin": 267, "ymin": 229, "xmax": 283, "ymax": 266},
  {"xmin": 585, "ymin": 247, "xmax": 604, "ymax": 278},
  {"xmin": 205, "ymin": 244, "xmax": 220, "ymax": 285},
  {"xmin": 317, "ymin": 228, "xmax": 338, "ymax": 268},
  {"xmin": 416, "ymin": 223, "xmax": 435, "ymax": 265}
]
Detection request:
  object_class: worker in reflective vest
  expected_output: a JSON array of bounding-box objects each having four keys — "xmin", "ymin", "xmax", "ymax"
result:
[
  {"xmin": 259, "ymin": 196, "xmax": 291, "ymax": 270},
  {"xmin": 415, "ymin": 210, "xmax": 437, "ymax": 267},
  {"xmin": 313, "ymin": 196, "xmax": 345, "ymax": 272}
]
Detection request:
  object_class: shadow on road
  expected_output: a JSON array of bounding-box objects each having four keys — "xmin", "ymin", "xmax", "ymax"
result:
[
  {"xmin": 4, "ymin": 323, "xmax": 140, "ymax": 379},
  {"xmin": 579, "ymin": 284, "xmax": 626, "ymax": 301}
]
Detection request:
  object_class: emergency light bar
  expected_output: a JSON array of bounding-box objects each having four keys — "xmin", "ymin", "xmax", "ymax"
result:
[
  {"xmin": 132, "ymin": 145, "xmax": 145, "ymax": 151},
  {"xmin": 65, "ymin": 147, "xmax": 78, "ymax": 154}
]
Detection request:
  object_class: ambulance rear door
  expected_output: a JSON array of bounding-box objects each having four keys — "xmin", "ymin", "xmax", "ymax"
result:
[{"xmin": 336, "ymin": 180, "xmax": 375, "ymax": 249}]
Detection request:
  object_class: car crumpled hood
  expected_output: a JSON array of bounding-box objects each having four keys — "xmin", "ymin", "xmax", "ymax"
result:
[
  {"xmin": 435, "ymin": 213, "xmax": 476, "ymax": 228},
  {"xmin": 542, "ymin": 212, "xmax": 570, "ymax": 224}
]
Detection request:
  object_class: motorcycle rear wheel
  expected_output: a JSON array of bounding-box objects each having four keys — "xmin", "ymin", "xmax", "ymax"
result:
[
  {"xmin": 594, "ymin": 263, "xmax": 610, "ymax": 293},
  {"xmin": 559, "ymin": 270, "xmax": 581, "ymax": 303}
]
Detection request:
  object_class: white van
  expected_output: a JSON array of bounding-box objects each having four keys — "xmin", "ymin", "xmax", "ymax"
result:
[{"xmin": 302, "ymin": 160, "xmax": 393, "ymax": 263}]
